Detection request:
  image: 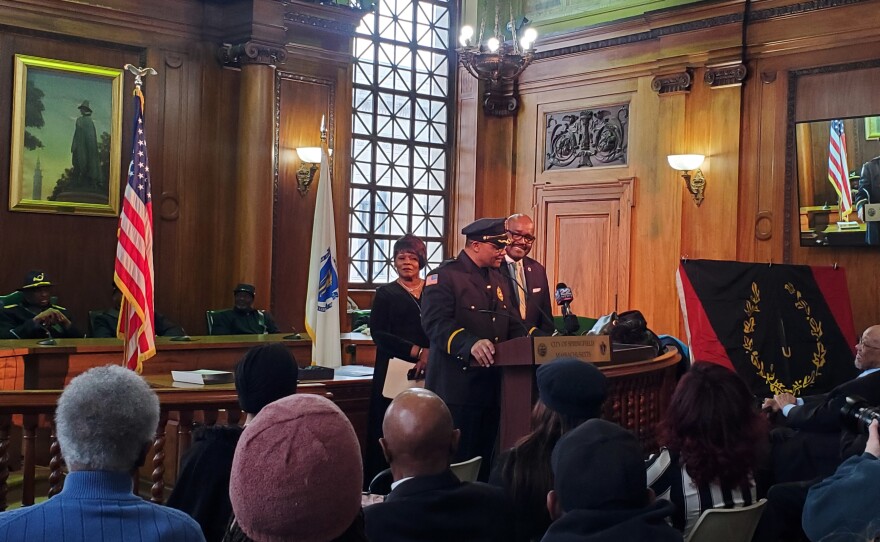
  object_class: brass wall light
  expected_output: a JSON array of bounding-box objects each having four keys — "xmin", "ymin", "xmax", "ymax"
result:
[
  {"xmin": 295, "ymin": 147, "xmax": 322, "ymax": 197},
  {"xmin": 667, "ymin": 154, "xmax": 706, "ymax": 206}
]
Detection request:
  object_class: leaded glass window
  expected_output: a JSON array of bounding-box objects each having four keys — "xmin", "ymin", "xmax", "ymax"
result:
[{"xmin": 349, "ymin": 0, "xmax": 452, "ymax": 287}]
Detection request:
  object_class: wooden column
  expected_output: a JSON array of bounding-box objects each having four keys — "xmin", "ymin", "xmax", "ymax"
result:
[{"xmin": 221, "ymin": 42, "xmax": 287, "ymax": 303}]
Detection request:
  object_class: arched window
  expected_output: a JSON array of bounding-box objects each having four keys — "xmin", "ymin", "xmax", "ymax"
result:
[{"xmin": 349, "ymin": 0, "xmax": 453, "ymax": 287}]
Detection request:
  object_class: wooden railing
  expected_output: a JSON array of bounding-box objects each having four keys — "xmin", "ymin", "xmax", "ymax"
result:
[{"xmin": 0, "ymin": 384, "xmax": 331, "ymax": 511}]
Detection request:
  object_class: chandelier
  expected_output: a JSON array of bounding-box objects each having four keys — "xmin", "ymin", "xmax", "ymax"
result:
[{"xmin": 457, "ymin": 4, "xmax": 537, "ymax": 117}]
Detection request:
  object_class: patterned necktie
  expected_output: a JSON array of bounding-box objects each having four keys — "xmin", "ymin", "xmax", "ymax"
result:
[{"xmin": 515, "ymin": 260, "xmax": 527, "ymax": 320}]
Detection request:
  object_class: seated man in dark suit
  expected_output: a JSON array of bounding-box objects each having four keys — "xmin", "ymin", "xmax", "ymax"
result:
[
  {"xmin": 209, "ymin": 283, "xmax": 279, "ymax": 335},
  {"xmin": 543, "ymin": 419, "xmax": 680, "ymax": 542},
  {"xmin": 753, "ymin": 324, "xmax": 880, "ymax": 542},
  {"xmin": 364, "ymin": 388, "xmax": 515, "ymax": 542},
  {"xmin": 762, "ymin": 324, "xmax": 880, "ymax": 481},
  {"xmin": 0, "ymin": 270, "xmax": 83, "ymax": 340},
  {"xmin": 92, "ymin": 285, "xmax": 184, "ymax": 338}
]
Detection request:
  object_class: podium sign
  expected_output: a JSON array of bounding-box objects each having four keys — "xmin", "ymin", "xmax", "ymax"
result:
[{"xmin": 533, "ymin": 335, "xmax": 611, "ymax": 364}]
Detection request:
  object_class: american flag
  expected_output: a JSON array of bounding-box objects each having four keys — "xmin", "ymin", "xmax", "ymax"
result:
[
  {"xmin": 114, "ymin": 87, "xmax": 156, "ymax": 373},
  {"xmin": 828, "ymin": 119, "xmax": 853, "ymax": 217}
]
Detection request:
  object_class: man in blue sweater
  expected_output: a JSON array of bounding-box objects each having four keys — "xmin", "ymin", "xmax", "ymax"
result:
[
  {"xmin": 0, "ymin": 365, "xmax": 205, "ymax": 542},
  {"xmin": 802, "ymin": 419, "xmax": 880, "ymax": 541}
]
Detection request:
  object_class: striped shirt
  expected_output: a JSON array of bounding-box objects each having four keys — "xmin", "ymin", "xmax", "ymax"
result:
[{"xmin": 645, "ymin": 448, "xmax": 756, "ymax": 536}]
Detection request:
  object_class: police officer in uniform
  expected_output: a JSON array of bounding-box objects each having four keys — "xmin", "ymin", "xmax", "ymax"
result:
[
  {"xmin": 209, "ymin": 283, "xmax": 280, "ymax": 335},
  {"xmin": 0, "ymin": 271, "xmax": 83, "ymax": 339},
  {"xmin": 421, "ymin": 217, "xmax": 529, "ymax": 481},
  {"xmin": 92, "ymin": 285, "xmax": 185, "ymax": 338}
]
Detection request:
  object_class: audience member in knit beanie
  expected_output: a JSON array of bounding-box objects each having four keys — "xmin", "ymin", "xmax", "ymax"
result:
[
  {"xmin": 543, "ymin": 419, "xmax": 680, "ymax": 542},
  {"xmin": 234, "ymin": 343, "xmax": 298, "ymax": 415},
  {"xmin": 169, "ymin": 343, "xmax": 300, "ymax": 542},
  {"xmin": 536, "ymin": 357, "xmax": 608, "ymax": 420},
  {"xmin": 489, "ymin": 357, "xmax": 609, "ymax": 541},
  {"xmin": 227, "ymin": 394, "xmax": 364, "ymax": 542}
]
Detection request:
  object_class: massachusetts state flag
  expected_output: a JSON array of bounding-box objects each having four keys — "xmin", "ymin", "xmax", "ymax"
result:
[
  {"xmin": 114, "ymin": 86, "xmax": 156, "ymax": 373},
  {"xmin": 304, "ymin": 144, "xmax": 342, "ymax": 367},
  {"xmin": 677, "ymin": 260, "xmax": 858, "ymax": 397}
]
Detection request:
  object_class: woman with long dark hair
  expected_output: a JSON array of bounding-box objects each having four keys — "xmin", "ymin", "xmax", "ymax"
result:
[
  {"xmin": 363, "ymin": 234, "xmax": 431, "ymax": 484},
  {"xmin": 646, "ymin": 362, "xmax": 768, "ymax": 537},
  {"xmin": 489, "ymin": 358, "xmax": 607, "ymax": 542}
]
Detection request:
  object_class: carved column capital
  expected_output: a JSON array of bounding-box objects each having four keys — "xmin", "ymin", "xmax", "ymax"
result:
[
  {"xmin": 704, "ymin": 63, "xmax": 748, "ymax": 88},
  {"xmin": 219, "ymin": 41, "xmax": 287, "ymax": 68},
  {"xmin": 651, "ymin": 70, "xmax": 693, "ymax": 95}
]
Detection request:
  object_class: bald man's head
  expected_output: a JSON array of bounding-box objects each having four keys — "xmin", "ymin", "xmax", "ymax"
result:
[
  {"xmin": 380, "ymin": 388, "xmax": 460, "ymax": 479},
  {"xmin": 856, "ymin": 325, "xmax": 880, "ymax": 371}
]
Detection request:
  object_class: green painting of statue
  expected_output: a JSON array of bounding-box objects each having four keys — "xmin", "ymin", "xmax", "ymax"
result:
[{"xmin": 9, "ymin": 55, "xmax": 123, "ymax": 216}]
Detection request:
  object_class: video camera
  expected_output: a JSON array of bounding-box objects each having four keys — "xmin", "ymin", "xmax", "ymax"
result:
[{"xmin": 840, "ymin": 395, "xmax": 880, "ymax": 433}]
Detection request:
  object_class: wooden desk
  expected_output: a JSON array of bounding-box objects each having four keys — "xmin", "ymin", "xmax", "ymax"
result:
[
  {"xmin": 341, "ymin": 332, "xmax": 377, "ymax": 366},
  {"xmin": 0, "ymin": 335, "xmax": 313, "ymax": 390}
]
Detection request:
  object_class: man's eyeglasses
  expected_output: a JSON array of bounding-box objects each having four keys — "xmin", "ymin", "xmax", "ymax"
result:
[
  {"xmin": 506, "ymin": 230, "xmax": 536, "ymax": 243},
  {"xmin": 857, "ymin": 339, "xmax": 880, "ymax": 351}
]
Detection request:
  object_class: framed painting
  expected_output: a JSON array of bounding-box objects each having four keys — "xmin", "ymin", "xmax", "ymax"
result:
[
  {"xmin": 866, "ymin": 116, "xmax": 880, "ymax": 140},
  {"xmin": 9, "ymin": 55, "xmax": 123, "ymax": 216}
]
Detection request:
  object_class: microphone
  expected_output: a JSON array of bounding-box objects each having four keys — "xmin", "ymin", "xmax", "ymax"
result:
[
  {"xmin": 37, "ymin": 324, "xmax": 57, "ymax": 346},
  {"xmin": 554, "ymin": 283, "xmax": 580, "ymax": 335},
  {"xmin": 506, "ymin": 270, "xmax": 563, "ymax": 336}
]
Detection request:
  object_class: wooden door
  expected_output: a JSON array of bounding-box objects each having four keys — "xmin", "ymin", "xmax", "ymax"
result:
[{"xmin": 535, "ymin": 179, "xmax": 634, "ymax": 319}]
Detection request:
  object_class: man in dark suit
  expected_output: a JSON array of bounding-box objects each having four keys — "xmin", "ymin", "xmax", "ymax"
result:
[
  {"xmin": 0, "ymin": 271, "xmax": 83, "ymax": 340},
  {"xmin": 753, "ymin": 324, "xmax": 880, "ymax": 541},
  {"xmin": 856, "ymin": 156, "xmax": 880, "ymax": 245},
  {"xmin": 422, "ymin": 217, "xmax": 526, "ymax": 480},
  {"xmin": 364, "ymin": 388, "xmax": 514, "ymax": 542},
  {"xmin": 763, "ymin": 324, "xmax": 880, "ymax": 480},
  {"xmin": 501, "ymin": 213, "xmax": 555, "ymax": 335}
]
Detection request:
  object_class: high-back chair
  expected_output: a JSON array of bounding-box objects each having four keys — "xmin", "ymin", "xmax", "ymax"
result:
[{"xmin": 685, "ymin": 499, "xmax": 767, "ymax": 542}]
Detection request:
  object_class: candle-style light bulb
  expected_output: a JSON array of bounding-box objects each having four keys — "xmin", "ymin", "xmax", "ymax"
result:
[{"xmin": 320, "ymin": 114, "xmax": 326, "ymax": 133}]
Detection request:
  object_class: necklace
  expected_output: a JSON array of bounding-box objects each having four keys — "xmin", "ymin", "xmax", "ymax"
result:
[{"xmin": 397, "ymin": 278, "xmax": 424, "ymax": 295}]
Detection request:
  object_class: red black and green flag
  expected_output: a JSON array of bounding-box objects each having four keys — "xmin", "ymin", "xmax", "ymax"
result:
[{"xmin": 677, "ymin": 259, "xmax": 858, "ymax": 397}]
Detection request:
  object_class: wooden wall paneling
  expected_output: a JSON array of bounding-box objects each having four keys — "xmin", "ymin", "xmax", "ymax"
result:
[
  {"xmin": 678, "ymin": 68, "xmax": 741, "ymax": 261},
  {"xmin": 475, "ymin": 113, "xmax": 514, "ymax": 219},
  {"xmin": 629, "ymin": 76, "xmax": 683, "ymax": 335},
  {"xmin": 452, "ymin": 69, "xmax": 478, "ymax": 255},
  {"xmin": 0, "ymin": 30, "xmax": 141, "ymax": 331},
  {"xmin": 272, "ymin": 73, "xmax": 333, "ymax": 338}
]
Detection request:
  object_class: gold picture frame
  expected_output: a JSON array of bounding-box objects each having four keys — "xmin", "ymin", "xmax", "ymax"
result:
[
  {"xmin": 9, "ymin": 55, "xmax": 123, "ymax": 216},
  {"xmin": 866, "ymin": 116, "xmax": 880, "ymax": 140}
]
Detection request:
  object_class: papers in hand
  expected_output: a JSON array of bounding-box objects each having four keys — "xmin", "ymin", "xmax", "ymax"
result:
[
  {"xmin": 171, "ymin": 369, "xmax": 234, "ymax": 385},
  {"xmin": 382, "ymin": 357, "xmax": 424, "ymax": 399}
]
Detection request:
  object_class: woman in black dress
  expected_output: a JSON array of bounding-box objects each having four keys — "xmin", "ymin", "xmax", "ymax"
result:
[{"xmin": 364, "ymin": 234, "xmax": 430, "ymax": 484}]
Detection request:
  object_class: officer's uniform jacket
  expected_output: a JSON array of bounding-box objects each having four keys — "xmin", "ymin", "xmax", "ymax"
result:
[
  {"xmin": 422, "ymin": 251, "xmax": 526, "ymax": 407},
  {"xmin": 210, "ymin": 308, "xmax": 279, "ymax": 335},
  {"xmin": 0, "ymin": 303, "xmax": 83, "ymax": 339}
]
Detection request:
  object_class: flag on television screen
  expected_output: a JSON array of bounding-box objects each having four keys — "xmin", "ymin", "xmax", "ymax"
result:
[
  {"xmin": 304, "ymin": 143, "xmax": 342, "ymax": 368},
  {"xmin": 828, "ymin": 119, "xmax": 853, "ymax": 219},
  {"xmin": 114, "ymin": 86, "xmax": 156, "ymax": 373},
  {"xmin": 677, "ymin": 259, "xmax": 857, "ymax": 397}
]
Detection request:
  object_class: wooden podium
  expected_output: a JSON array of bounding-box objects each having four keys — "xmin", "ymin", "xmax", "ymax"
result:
[{"xmin": 486, "ymin": 336, "xmax": 680, "ymax": 450}]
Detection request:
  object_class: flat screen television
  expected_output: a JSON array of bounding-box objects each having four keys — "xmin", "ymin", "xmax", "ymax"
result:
[{"xmin": 796, "ymin": 115, "xmax": 880, "ymax": 247}]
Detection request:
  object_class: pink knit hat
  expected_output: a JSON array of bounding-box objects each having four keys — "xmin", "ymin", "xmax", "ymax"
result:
[{"xmin": 229, "ymin": 394, "xmax": 363, "ymax": 542}]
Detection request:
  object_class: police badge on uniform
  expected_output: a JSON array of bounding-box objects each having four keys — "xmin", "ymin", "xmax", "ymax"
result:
[{"xmin": 496, "ymin": 286, "xmax": 503, "ymax": 302}]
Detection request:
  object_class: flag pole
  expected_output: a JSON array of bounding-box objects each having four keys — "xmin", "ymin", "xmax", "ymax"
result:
[{"xmin": 116, "ymin": 65, "xmax": 158, "ymax": 373}]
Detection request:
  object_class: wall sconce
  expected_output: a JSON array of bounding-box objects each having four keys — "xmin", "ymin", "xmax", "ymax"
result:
[
  {"xmin": 668, "ymin": 154, "xmax": 706, "ymax": 206},
  {"xmin": 295, "ymin": 147, "xmax": 322, "ymax": 197}
]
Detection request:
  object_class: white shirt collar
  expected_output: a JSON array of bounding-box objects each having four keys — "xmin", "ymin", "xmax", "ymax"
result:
[
  {"xmin": 859, "ymin": 367, "xmax": 880, "ymax": 378},
  {"xmin": 390, "ymin": 476, "xmax": 413, "ymax": 491}
]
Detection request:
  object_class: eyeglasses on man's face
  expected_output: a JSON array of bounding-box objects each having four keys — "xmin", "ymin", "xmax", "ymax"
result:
[
  {"xmin": 857, "ymin": 338, "xmax": 880, "ymax": 351},
  {"xmin": 506, "ymin": 230, "xmax": 536, "ymax": 243}
]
